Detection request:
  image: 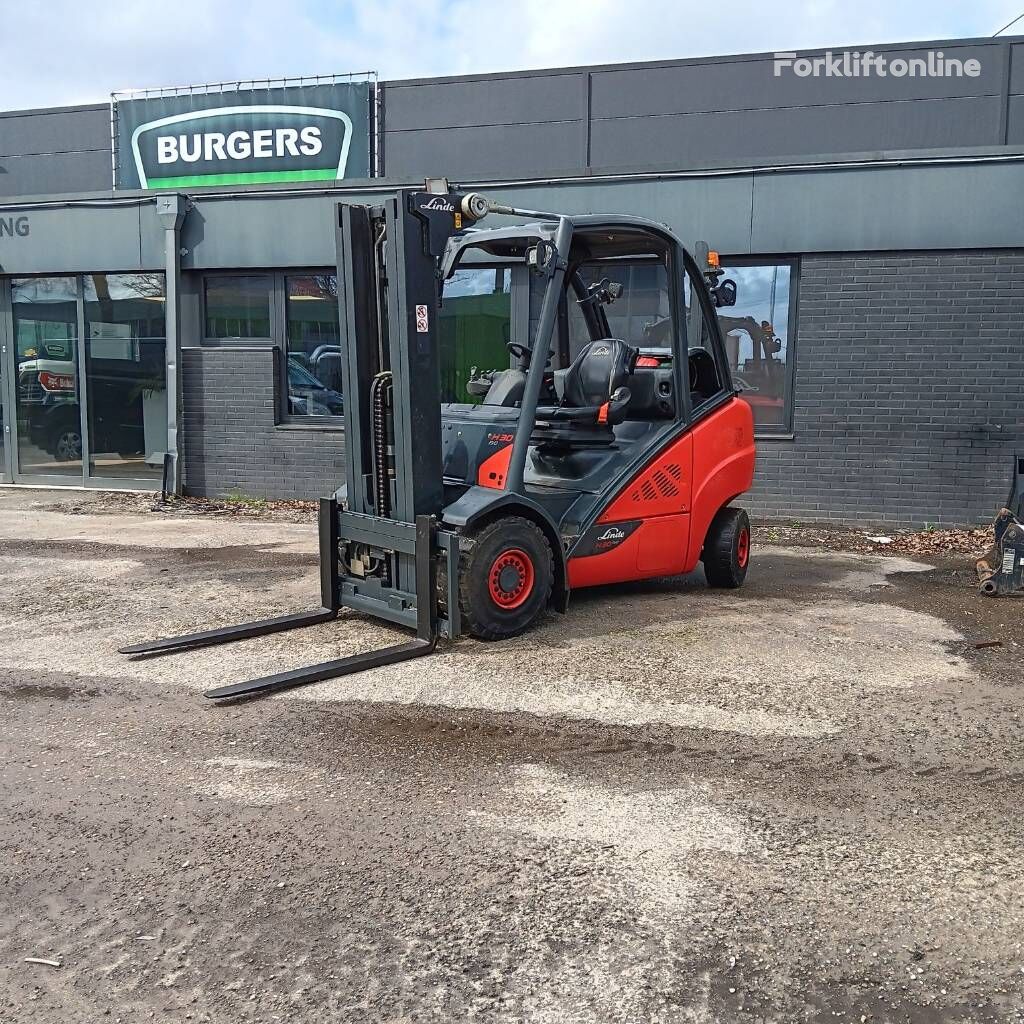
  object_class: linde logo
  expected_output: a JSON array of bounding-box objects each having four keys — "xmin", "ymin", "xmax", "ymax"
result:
[
  {"xmin": 422, "ymin": 196, "xmax": 455, "ymax": 212},
  {"xmin": 0, "ymin": 216, "xmax": 30, "ymax": 237},
  {"xmin": 774, "ymin": 50, "xmax": 982, "ymax": 78},
  {"xmin": 598, "ymin": 527, "xmax": 626, "ymax": 542},
  {"xmin": 130, "ymin": 105, "xmax": 354, "ymax": 189}
]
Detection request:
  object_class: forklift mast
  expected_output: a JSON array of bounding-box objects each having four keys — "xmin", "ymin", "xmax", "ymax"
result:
[
  {"xmin": 331, "ymin": 188, "xmax": 503, "ymax": 642},
  {"xmin": 331, "ymin": 187, "xmax": 571, "ymax": 644},
  {"xmin": 338, "ymin": 195, "xmax": 446, "ymax": 523}
]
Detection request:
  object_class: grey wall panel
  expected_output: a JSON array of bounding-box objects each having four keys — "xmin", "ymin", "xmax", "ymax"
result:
[
  {"xmin": 383, "ymin": 121, "xmax": 587, "ymax": 180},
  {"xmin": 3, "ymin": 155, "xmax": 1022, "ymax": 278},
  {"xmin": 182, "ymin": 190, "xmax": 390, "ymax": 270},
  {"xmin": 1008, "ymin": 95, "xmax": 1024, "ymax": 143},
  {"xmin": 1010, "ymin": 43, "xmax": 1024, "ymax": 94},
  {"xmin": 0, "ymin": 202, "xmax": 147, "ymax": 274},
  {"xmin": 383, "ymin": 73, "xmax": 586, "ymax": 131},
  {"xmin": 0, "ymin": 104, "xmax": 109, "ymax": 156},
  {"xmin": 0, "ymin": 150, "xmax": 111, "ymax": 197},
  {"xmin": 591, "ymin": 96, "xmax": 1002, "ymax": 169},
  {"xmin": 750, "ymin": 161, "xmax": 1024, "ymax": 253},
  {"xmin": 479, "ymin": 175, "xmax": 755, "ymax": 254},
  {"xmin": 183, "ymin": 194, "xmax": 337, "ymax": 268},
  {"xmin": 592, "ymin": 43, "xmax": 1002, "ymax": 119}
]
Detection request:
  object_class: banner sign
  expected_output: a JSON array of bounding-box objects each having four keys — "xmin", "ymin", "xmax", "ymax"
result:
[{"xmin": 114, "ymin": 81, "xmax": 373, "ymax": 189}]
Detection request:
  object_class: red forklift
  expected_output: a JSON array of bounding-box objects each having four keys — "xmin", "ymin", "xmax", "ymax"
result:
[{"xmin": 121, "ymin": 183, "xmax": 756, "ymax": 698}]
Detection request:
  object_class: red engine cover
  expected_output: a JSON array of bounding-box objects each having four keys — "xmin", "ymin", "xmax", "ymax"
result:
[{"xmin": 568, "ymin": 398, "xmax": 755, "ymax": 589}]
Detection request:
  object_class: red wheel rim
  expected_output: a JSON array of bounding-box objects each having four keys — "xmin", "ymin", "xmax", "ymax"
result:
[
  {"xmin": 487, "ymin": 548, "xmax": 535, "ymax": 609},
  {"xmin": 737, "ymin": 527, "xmax": 750, "ymax": 568}
]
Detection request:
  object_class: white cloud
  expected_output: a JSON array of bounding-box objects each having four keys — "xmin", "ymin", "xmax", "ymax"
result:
[{"xmin": 0, "ymin": 0, "xmax": 1018, "ymax": 110}]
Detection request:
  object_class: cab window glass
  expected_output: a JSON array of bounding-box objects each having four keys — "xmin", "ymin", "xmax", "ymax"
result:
[
  {"xmin": 565, "ymin": 260, "xmax": 671, "ymax": 361},
  {"xmin": 440, "ymin": 267, "xmax": 512, "ymax": 403},
  {"xmin": 683, "ymin": 270, "xmax": 727, "ymax": 410}
]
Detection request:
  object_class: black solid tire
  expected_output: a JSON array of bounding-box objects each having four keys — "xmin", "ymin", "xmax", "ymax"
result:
[
  {"xmin": 702, "ymin": 506, "xmax": 751, "ymax": 588},
  {"xmin": 459, "ymin": 516, "xmax": 553, "ymax": 641}
]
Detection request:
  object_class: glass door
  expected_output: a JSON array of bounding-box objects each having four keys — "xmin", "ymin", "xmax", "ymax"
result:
[
  {"xmin": 83, "ymin": 273, "xmax": 166, "ymax": 483},
  {"xmin": 11, "ymin": 277, "xmax": 83, "ymax": 482}
]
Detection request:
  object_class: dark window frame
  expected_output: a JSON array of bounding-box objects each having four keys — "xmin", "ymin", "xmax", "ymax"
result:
[
  {"xmin": 281, "ymin": 271, "xmax": 345, "ymax": 425},
  {"xmin": 682, "ymin": 254, "xmax": 734, "ymax": 426},
  {"xmin": 718, "ymin": 255, "xmax": 800, "ymax": 439},
  {"xmin": 200, "ymin": 268, "xmax": 344, "ymax": 427}
]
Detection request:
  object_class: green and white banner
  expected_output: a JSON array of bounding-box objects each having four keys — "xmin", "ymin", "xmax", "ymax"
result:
[{"xmin": 114, "ymin": 81, "xmax": 373, "ymax": 189}]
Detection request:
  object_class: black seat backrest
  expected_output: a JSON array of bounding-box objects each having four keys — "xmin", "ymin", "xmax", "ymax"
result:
[{"xmin": 563, "ymin": 339, "xmax": 638, "ymax": 409}]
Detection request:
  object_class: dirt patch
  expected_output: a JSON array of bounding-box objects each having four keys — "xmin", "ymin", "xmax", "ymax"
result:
[
  {"xmin": 41, "ymin": 489, "xmax": 319, "ymax": 524},
  {"xmin": 18, "ymin": 484, "xmax": 1005, "ymax": 557},
  {"xmin": 759, "ymin": 520, "xmax": 995, "ymax": 560},
  {"xmin": 1, "ymin": 490, "xmax": 1023, "ymax": 1023},
  {"xmin": 866, "ymin": 559, "xmax": 1024, "ymax": 686}
]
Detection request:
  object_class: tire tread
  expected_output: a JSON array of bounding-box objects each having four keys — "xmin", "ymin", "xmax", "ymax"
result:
[
  {"xmin": 459, "ymin": 517, "xmax": 553, "ymax": 640},
  {"xmin": 702, "ymin": 506, "xmax": 750, "ymax": 588}
]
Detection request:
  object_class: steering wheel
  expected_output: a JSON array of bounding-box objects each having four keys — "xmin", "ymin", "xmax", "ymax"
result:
[{"xmin": 507, "ymin": 342, "xmax": 533, "ymax": 364}]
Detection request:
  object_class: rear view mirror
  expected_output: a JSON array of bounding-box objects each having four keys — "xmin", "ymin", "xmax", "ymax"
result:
[
  {"xmin": 713, "ymin": 279, "xmax": 737, "ymax": 308},
  {"xmin": 577, "ymin": 277, "xmax": 624, "ymax": 311}
]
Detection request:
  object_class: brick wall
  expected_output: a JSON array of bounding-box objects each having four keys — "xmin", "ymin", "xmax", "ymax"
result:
[
  {"xmin": 182, "ymin": 347, "xmax": 346, "ymax": 500},
  {"xmin": 750, "ymin": 250, "xmax": 1024, "ymax": 527}
]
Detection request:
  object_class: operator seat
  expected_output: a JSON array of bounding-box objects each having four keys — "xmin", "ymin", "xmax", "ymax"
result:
[
  {"xmin": 532, "ymin": 338, "xmax": 639, "ymax": 449},
  {"xmin": 562, "ymin": 339, "xmax": 638, "ymax": 411}
]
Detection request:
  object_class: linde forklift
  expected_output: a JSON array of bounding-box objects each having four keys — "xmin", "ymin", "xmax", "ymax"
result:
[{"xmin": 121, "ymin": 182, "xmax": 757, "ymax": 698}]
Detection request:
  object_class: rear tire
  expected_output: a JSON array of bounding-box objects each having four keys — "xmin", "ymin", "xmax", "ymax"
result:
[
  {"xmin": 702, "ymin": 506, "xmax": 750, "ymax": 588},
  {"xmin": 459, "ymin": 517, "xmax": 553, "ymax": 640}
]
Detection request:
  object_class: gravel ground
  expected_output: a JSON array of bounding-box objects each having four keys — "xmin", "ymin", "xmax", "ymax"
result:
[{"xmin": 0, "ymin": 488, "xmax": 1022, "ymax": 1024}]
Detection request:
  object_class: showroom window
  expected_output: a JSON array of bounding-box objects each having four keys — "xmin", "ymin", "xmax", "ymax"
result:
[
  {"xmin": 204, "ymin": 275, "xmax": 273, "ymax": 339},
  {"xmin": 203, "ymin": 270, "xmax": 342, "ymax": 421},
  {"xmin": 11, "ymin": 277, "xmax": 81, "ymax": 479},
  {"xmin": 439, "ymin": 266, "xmax": 512, "ymax": 404},
  {"xmin": 717, "ymin": 259, "xmax": 798, "ymax": 436},
  {"xmin": 9, "ymin": 273, "xmax": 166, "ymax": 483}
]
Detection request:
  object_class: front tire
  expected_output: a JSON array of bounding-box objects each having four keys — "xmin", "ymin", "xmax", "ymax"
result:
[
  {"xmin": 459, "ymin": 517, "xmax": 553, "ymax": 640},
  {"xmin": 702, "ymin": 506, "xmax": 750, "ymax": 588}
]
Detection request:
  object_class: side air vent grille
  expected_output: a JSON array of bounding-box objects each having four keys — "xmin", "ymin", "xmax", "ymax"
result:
[{"xmin": 630, "ymin": 463, "xmax": 683, "ymax": 503}]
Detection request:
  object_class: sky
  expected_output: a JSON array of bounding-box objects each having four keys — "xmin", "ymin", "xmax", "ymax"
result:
[{"xmin": 1, "ymin": 0, "xmax": 1022, "ymax": 111}]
